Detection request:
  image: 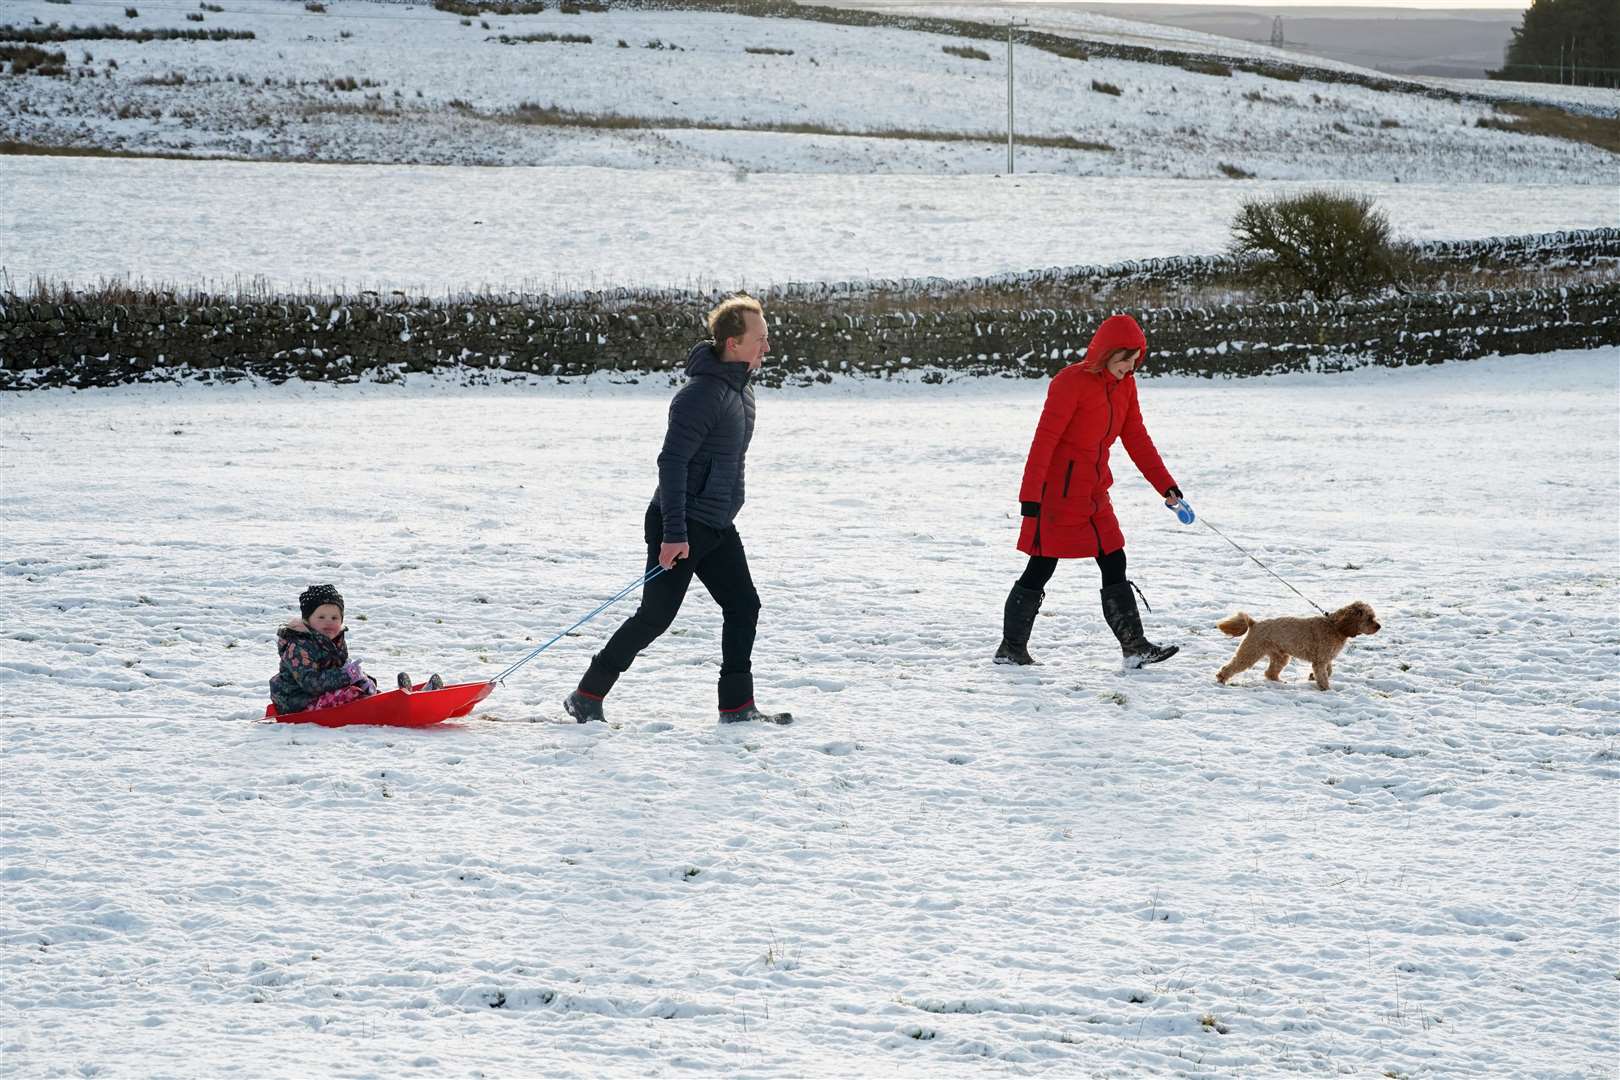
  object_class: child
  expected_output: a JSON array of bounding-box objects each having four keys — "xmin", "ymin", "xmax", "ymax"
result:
[{"xmin": 269, "ymin": 584, "xmax": 442, "ymax": 715}]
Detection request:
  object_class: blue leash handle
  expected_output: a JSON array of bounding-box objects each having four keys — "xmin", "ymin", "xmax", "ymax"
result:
[
  {"xmin": 494, "ymin": 565, "xmax": 667, "ymax": 684},
  {"xmin": 1167, "ymin": 497, "xmax": 1196, "ymax": 525}
]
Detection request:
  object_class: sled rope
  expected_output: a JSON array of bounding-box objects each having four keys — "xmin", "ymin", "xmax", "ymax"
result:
[
  {"xmin": 493, "ymin": 565, "xmax": 667, "ymax": 684},
  {"xmin": 1196, "ymin": 517, "xmax": 1328, "ymax": 616}
]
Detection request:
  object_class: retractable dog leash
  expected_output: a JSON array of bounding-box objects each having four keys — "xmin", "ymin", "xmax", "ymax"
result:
[{"xmin": 1166, "ymin": 498, "xmax": 1328, "ymax": 616}]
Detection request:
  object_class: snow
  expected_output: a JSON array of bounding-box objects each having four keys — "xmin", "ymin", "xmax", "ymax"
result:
[
  {"xmin": 4, "ymin": 153, "xmax": 1616, "ymax": 294},
  {"xmin": 2, "ymin": 0, "xmax": 1614, "ymax": 180},
  {"xmin": 2, "ymin": 349, "xmax": 1617, "ymax": 1076}
]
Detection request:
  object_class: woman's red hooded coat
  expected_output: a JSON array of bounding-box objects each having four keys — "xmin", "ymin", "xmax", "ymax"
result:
[{"xmin": 1017, "ymin": 315, "xmax": 1177, "ymax": 559}]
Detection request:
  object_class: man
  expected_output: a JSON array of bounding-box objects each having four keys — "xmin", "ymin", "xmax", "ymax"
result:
[{"xmin": 564, "ymin": 295, "xmax": 792, "ymax": 726}]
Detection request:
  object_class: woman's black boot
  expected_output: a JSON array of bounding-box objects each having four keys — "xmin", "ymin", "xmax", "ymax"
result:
[
  {"xmin": 1100, "ymin": 581, "xmax": 1179, "ymax": 668},
  {"xmin": 995, "ymin": 583, "xmax": 1044, "ymax": 665}
]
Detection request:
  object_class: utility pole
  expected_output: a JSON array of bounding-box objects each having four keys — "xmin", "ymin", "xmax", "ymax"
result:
[{"xmin": 1007, "ymin": 16, "xmax": 1015, "ymax": 174}]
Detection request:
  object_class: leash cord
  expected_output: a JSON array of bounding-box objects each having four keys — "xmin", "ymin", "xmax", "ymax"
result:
[
  {"xmin": 493, "ymin": 564, "xmax": 667, "ymax": 684},
  {"xmin": 1197, "ymin": 517, "xmax": 1329, "ymax": 616}
]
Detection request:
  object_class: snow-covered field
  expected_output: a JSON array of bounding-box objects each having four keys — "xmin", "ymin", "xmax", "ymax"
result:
[
  {"xmin": 3, "ymin": 350, "xmax": 1617, "ymax": 1076},
  {"xmin": 2, "ymin": 0, "xmax": 1614, "ymax": 180},
  {"xmin": 5, "ymin": 154, "xmax": 1617, "ymax": 294}
]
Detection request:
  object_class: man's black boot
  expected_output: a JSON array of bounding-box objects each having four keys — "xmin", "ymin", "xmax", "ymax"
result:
[
  {"xmin": 995, "ymin": 583, "xmax": 1044, "ymax": 665},
  {"xmin": 1100, "ymin": 581, "xmax": 1179, "ymax": 668}
]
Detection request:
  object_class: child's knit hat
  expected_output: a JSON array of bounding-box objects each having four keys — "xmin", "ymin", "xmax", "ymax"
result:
[{"xmin": 299, "ymin": 583, "xmax": 344, "ymax": 621}]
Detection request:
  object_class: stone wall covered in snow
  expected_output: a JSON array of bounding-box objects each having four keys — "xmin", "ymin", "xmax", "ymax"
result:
[{"xmin": 2, "ymin": 231, "xmax": 1616, "ymax": 389}]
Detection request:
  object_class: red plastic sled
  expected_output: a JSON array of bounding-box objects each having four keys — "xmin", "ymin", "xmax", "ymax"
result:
[{"xmin": 265, "ymin": 680, "xmax": 495, "ymax": 728}]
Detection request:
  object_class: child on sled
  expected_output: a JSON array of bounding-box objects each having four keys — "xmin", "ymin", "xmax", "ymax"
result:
[{"xmin": 269, "ymin": 584, "xmax": 442, "ymax": 715}]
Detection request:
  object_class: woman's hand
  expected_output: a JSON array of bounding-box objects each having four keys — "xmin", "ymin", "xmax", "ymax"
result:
[{"xmin": 1162, "ymin": 486, "xmax": 1183, "ymax": 506}]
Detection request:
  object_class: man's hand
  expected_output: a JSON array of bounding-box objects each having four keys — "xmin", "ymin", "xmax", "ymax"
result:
[{"xmin": 658, "ymin": 542, "xmax": 690, "ymax": 570}]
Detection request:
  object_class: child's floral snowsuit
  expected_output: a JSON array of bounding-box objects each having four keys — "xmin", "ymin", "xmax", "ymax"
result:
[{"xmin": 269, "ymin": 620, "xmax": 377, "ymax": 714}]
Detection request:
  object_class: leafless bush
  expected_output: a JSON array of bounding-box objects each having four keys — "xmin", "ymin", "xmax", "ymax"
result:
[{"xmin": 1230, "ymin": 189, "xmax": 1404, "ymax": 300}]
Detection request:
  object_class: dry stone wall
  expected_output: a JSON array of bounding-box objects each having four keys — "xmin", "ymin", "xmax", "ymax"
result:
[
  {"xmin": 2, "ymin": 281, "xmax": 1613, "ymax": 390},
  {"xmin": 3, "ymin": 229, "xmax": 1616, "ymax": 389}
]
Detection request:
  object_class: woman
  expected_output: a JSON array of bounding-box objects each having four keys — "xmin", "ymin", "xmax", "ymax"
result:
[{"xmin": 996, "ymin": 313, "xmax": 1184, "ymax": 668}]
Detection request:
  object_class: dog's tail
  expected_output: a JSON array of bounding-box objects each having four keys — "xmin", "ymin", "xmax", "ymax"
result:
[{"xmin": 1216, "ymin": 612, "xmax": 1254, "ymax": 637}]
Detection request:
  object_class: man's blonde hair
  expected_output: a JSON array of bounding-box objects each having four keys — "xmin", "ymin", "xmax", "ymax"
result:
[{"xmin": 707, "ymin": 294, "xmax": 764, "ymax": 349}]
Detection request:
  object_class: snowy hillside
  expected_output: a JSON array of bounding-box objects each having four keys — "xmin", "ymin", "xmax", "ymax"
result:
[
  {"xmin": 2, "ymin": 351, "xmax": 1617, "ymax": 1076},
  {"xmin": 1, "ymin": 0, "xmax": 1613, "ymax": 182}
]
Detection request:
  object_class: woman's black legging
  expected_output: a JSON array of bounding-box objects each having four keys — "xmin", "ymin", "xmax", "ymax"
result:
[{"xmin": 1018, "ymin": 548, "xmax": 1126, "ymax": 591}]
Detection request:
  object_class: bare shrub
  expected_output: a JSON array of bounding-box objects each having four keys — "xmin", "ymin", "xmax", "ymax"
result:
[
  {"xmin": 124, "ymin": 7, "xmax": 138, "ymax": 16},
  {"xmin": 1230, "ymin": 189, "xmax": 1404, "ymax": 300},
  {"xmin": 186, "ymin": 12, "xmax": 205, "ymax": 21},
  {"xmin": 1091, "ymin": 79, "xmax": 1121, "ymax": 96},
  {"xmin": 746, "ymin": 46, "xmax": 794, "ymax": 56},
  {"xmin": 305, "ymin": 1, "xmax": 327, "ymax": 11},
  {"xmin": 1217, "ymin": 162, "xmax": 1254, "ymax": 179},
  {"xmin": 943, "ymin": 44, "xmax": 990, "ymax": 61}
]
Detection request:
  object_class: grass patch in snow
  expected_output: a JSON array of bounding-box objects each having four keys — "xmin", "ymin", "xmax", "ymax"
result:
[
  {"xmin": 1476, "ymin": 102, "xmax": 1620, "ymax": 155},
  {"xmin": 502, "ymin": 101, "xmax": 1115, "ymax": 152},
  {"xmin": 0, "ymin": 139, "xmax": 215, "ymax": 161},
  {"xmin": 745, "ymin": 45, "xmax": 794, "ymax": 56},
  {"xmin": 1, "ymin": 44, "xmax": 67, "ymax": 76},
  {"xmin": 0, "ymin": 23, "xmax": 255, "ymax": 43},
  {"xmin": 492, "ymin": 32, "xmax": 592, "ymax": 44},
  {"xmin": 432, "ymin": 0, "xmax": 546, "ymax": 13},
  {"xmin": 943, "ymin": 44, "xmax": 991, "ymax": 61},
  {"xmin": 1091, "ymin": 79, "xmax": 1123, "ymax": 96}
]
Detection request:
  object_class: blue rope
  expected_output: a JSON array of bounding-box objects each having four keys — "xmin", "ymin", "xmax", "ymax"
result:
[{"xmin": 493, "ymin": 565, "xmax": 667, "ymax": 684}]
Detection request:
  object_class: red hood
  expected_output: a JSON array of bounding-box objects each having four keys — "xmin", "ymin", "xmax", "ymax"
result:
[{"xmin": 1079, "ymin": 314, "xmax": 1147, "ymax": 373}]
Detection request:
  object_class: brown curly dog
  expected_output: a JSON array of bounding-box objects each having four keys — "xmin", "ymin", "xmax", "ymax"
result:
[{"xmin": 1215, "ymin": 602, "xmax": 1381, "ymax": 691}]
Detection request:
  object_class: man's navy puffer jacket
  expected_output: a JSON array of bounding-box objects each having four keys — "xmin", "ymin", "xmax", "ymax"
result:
[{"xmin": 651, "ymin": 342, "xmax": 756, "ymax": 543}]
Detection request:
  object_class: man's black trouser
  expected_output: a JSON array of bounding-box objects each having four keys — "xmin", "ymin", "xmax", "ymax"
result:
[{"xmin": 578, "ymin": 505, "xmax": 761, "ymax": 711}]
